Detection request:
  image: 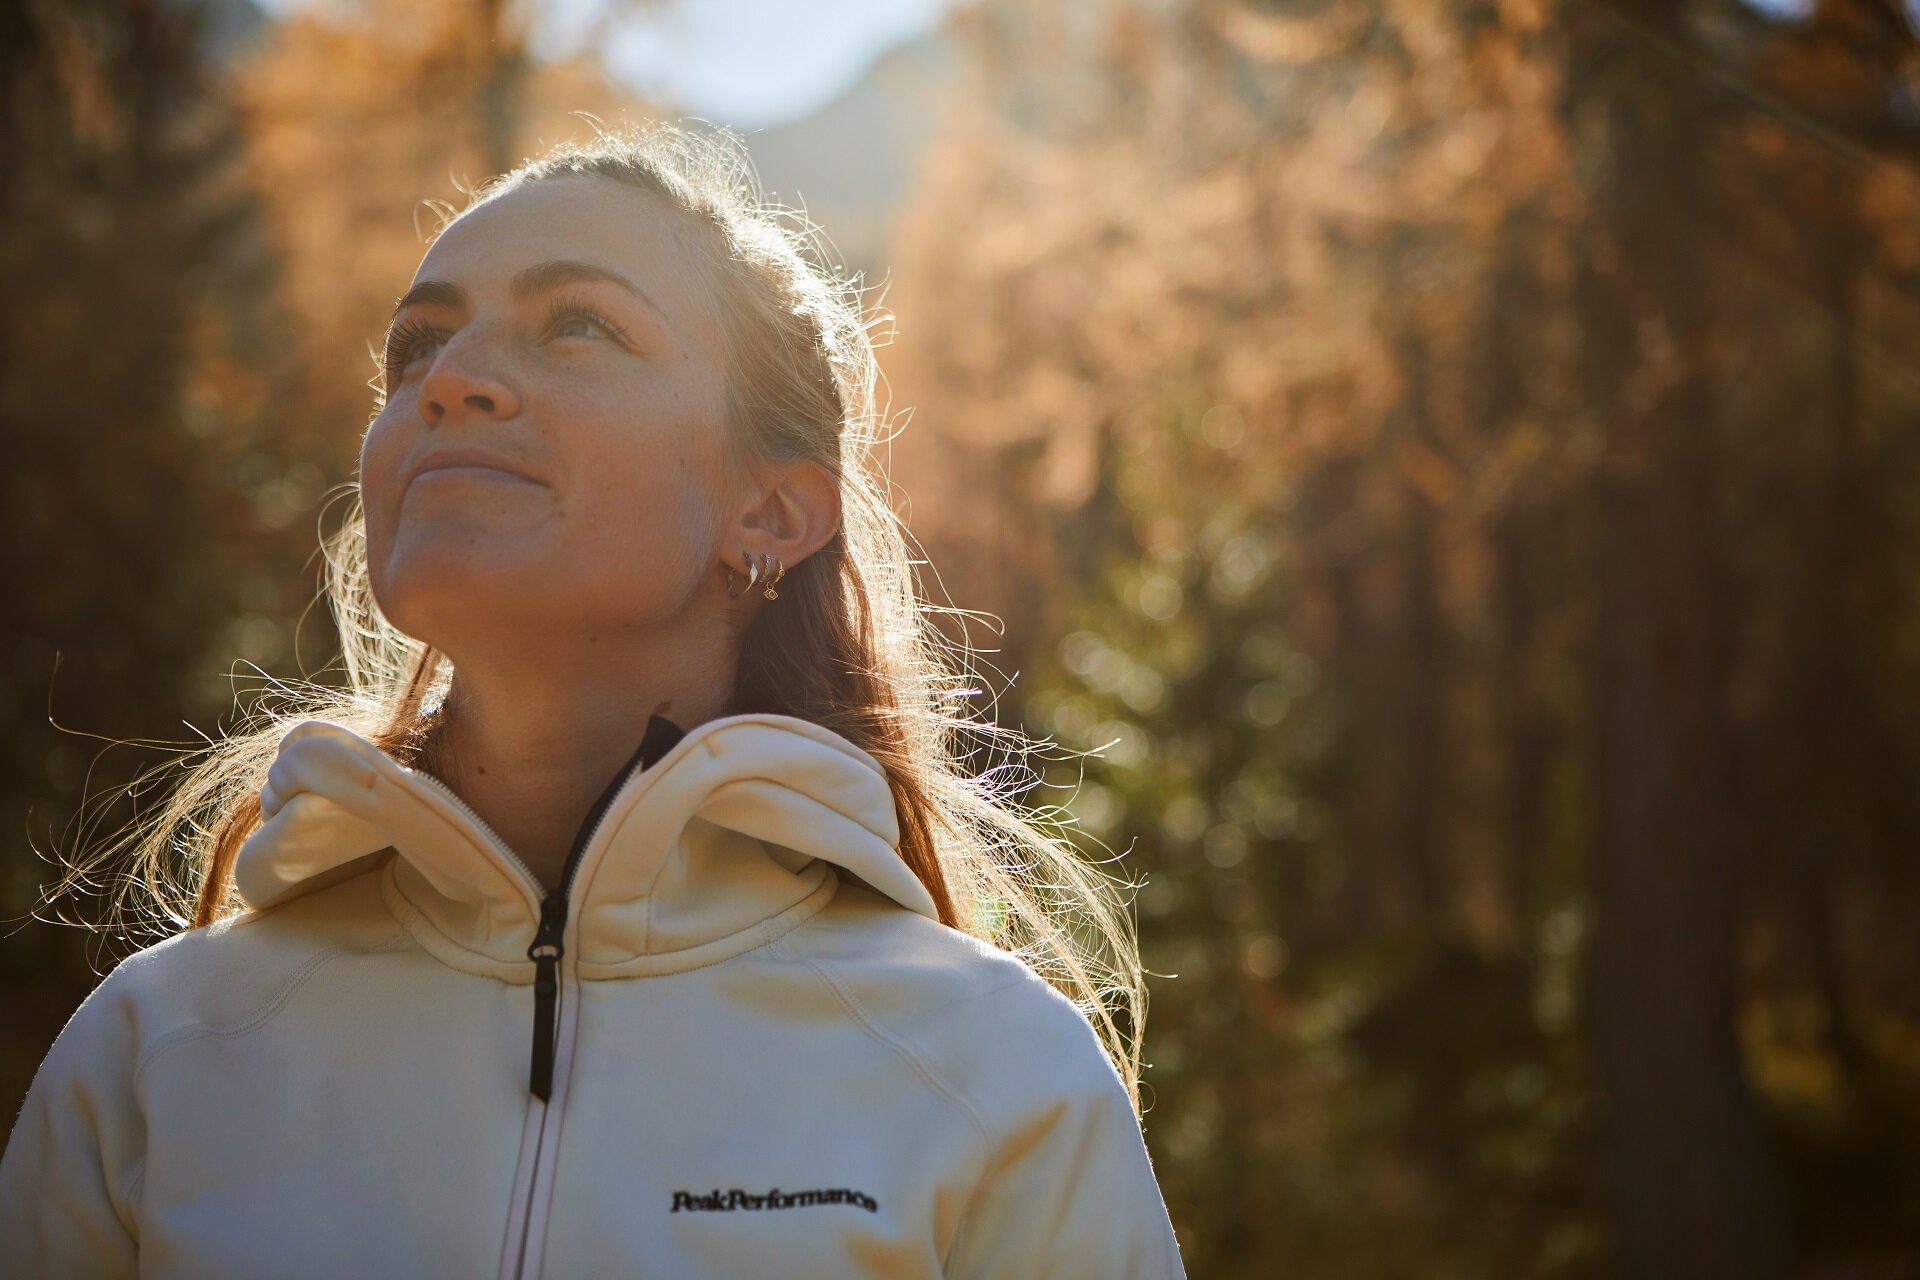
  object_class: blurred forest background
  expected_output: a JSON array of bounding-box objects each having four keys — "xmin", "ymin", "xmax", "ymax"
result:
[{"xmin": 6, "ymin": 0, "xmax": 1920, "ymax": 1276}]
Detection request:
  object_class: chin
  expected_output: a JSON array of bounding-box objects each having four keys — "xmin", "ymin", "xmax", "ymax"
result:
[{"xmin": 373, "ymin": 551, "xmax": 550, "ymax": 642}]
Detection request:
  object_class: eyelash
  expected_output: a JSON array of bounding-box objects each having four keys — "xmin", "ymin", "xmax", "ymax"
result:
[
  {"xmin": 381, "ymin": 319, "xmax": 440, "ymax": 379},
  {"xmin": 381, "ymin": 294, "xmax": 634, "ymax": 379},
  {"xmin": 544, "ymin": 294, "xmax": 633, "ymax": 346}
]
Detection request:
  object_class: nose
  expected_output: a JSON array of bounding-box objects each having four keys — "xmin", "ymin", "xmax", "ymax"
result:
[{"xmin": 418, "ymin": 327, "xmax": 522, "ymax": 426}]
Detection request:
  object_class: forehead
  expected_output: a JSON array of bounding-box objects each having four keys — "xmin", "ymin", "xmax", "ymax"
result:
[{"xmin": 415, "ymin": 176, "xmax": 720, "ymax": 350}]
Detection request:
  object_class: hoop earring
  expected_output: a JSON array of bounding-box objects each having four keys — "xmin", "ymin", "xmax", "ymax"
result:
[{"xmin": 723, "ymin": 551, "xmax": 760, "ymax": 599}]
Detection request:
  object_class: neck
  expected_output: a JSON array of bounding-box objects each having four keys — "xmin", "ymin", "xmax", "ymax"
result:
[{"xmin": 426, "ymin": 633, "xmax": 736, "ymax": 890}]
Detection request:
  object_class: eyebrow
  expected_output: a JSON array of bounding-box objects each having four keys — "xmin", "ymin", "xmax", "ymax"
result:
[{"xmin": 388, "ymin": 259, "xmax": 671, "ymax": 328}]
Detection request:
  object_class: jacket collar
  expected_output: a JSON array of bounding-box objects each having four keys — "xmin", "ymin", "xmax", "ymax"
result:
[{"xmin": 233, "ymin": 712, "xmax": 942, "ymax": 977}]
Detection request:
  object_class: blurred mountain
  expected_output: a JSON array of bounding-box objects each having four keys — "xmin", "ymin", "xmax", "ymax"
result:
[
  {"xmin": 176, "ymin": 0, "xmax": 953, "ymax": 283},
  {"xmin": 729, "ymin": 27, "xmax": 962, "ymax": 286}
]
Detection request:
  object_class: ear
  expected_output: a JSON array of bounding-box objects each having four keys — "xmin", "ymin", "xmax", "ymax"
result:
[{"xmin": 726, "ymin": 457, "xmax": 841, "ymax": 580}]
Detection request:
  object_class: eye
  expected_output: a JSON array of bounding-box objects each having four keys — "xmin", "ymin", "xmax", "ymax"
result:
[
  {"xmin": 552, "ymin": 312, "xmax": 606, "ymax": 340},
  {"xmin": 544, "ymin": 294, "xmax": 632, "ymax": 346},
  {"xmin": 382, "ymin": 319, "xmax": 445, "ymax": 379}
]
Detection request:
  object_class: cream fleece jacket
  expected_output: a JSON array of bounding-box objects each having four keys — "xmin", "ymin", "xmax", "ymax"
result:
[{"xmin": 0, "ymin": 711, "xmax": 1186, "ymax": 1278}]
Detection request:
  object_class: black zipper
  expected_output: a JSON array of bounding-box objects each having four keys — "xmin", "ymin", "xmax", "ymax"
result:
[{"xmin": 525, "ymin": 713, "xmax": 686, "ymax": 1101}]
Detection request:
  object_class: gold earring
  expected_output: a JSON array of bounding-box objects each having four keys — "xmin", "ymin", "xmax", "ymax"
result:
[{"xmin": 761, "ymin": 556, "xmax": 787, "ymax": 601}]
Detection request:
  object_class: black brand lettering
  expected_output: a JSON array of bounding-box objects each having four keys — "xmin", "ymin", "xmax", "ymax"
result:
[{"xmin": 670, "ymin": 1186, "xmax": 880, "ymax": 1215}]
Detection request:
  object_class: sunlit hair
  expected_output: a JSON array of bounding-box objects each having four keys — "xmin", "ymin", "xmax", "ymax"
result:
[{"xmin": 48, "ymin": 119, "xmax": 1149, "ymax": 1110}]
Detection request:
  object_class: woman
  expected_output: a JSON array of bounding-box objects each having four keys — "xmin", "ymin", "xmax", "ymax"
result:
[{"xmin": 0, "ymin": 122, "xmax": 1186, "ymax": 1278}]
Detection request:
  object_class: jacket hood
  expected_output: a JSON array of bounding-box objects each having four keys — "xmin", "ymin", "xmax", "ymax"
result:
[{"xmin": 233, "ymin": 712, "xmax": 942, "ymax": 978}]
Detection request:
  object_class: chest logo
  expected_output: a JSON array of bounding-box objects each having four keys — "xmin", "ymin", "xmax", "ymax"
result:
[{"xmin": 672, "ymin": 1187, "xmax": 879, "ymax": 1214}]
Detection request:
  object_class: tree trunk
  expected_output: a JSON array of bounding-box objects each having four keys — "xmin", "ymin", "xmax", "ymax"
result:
[{"xmin": 1564, "ymin": 4, "xmax": 1791, "ymax": 1275}]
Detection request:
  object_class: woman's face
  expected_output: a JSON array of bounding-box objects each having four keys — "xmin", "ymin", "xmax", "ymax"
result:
[{"xmin": 360, "ymin": 176, "xmax": 736, "ymax": 658}]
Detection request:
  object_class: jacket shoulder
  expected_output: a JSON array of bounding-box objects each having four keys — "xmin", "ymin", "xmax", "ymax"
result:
[
  {"xmin": 784, "ymin": 878, "xmax": 1182, "ymax": 1278},
  {"xmin": 783, "ymin": 876, "xmax": 1131, "ymax": 1130},
  {"xmin": 62, "ymin": 860, "xmax": 407, "ymax": 1053}
]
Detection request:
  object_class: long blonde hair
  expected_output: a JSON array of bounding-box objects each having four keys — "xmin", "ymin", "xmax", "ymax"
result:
[{"xmin": 53, "ymin": 120, "xmax": 1147, "ymax": 1110}]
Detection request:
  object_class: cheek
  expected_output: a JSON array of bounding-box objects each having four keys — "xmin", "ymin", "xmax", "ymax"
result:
[
  {"xmin": 578, "ymin": 414, "xmax": 733, "ymax": 574},
  {"xmin": 602, "ymin": 433, "xmax": 718, "ymax": 544},
  {"xmin": 356, "ymin": 412, "xmax": 417, "ymax": 551}
]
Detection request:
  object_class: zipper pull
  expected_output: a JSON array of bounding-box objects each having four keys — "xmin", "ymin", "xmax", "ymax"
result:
[{"xmin": 526, "ymin": 887, "xmax": 568, "ymax": 1102}]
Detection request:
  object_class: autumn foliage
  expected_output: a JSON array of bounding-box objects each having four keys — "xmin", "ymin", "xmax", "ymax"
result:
[{"xmin": 6, "ymin": 2, "xmax": 1920, "ymax": 1277}]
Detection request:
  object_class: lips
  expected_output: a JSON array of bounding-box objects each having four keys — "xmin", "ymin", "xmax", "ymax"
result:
[{"xmin": 404, "ymin": 448, "xmax": 541, "ymax": 490}]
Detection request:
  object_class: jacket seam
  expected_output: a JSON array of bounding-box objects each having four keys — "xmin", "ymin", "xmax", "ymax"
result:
[
  {"xmin": 783, "ymin": 936, "xmax": 1013, "ymax": 1274},
  {"xmin": 786, "ymin": 948, "xmax": 996, "ymax": 1148},
  {"xmin": 131, "ymin": 925, "xmax": 411, "ymax": 1088},
  {"xmin": 571, "ymin": 867, "xmax": 839, "ymax": 980},
  {"xmin": 785, "ymin": 944, "xmax": 1027, "ymax": 1271},
  {"xmin": 940, "ymin": 1088, "xmax": 1046, "ymax": 1274},
  {"xmin": 383, "ymin": 860, "xmax": 534, "ymax": 981},
  {"xmin": 121, "ymin": 1160, "xmax": 145, "ymax": 1235},
  {"xmin": 927, "ymin": 973, "xmax": 1044, "ymax": 1273}
]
